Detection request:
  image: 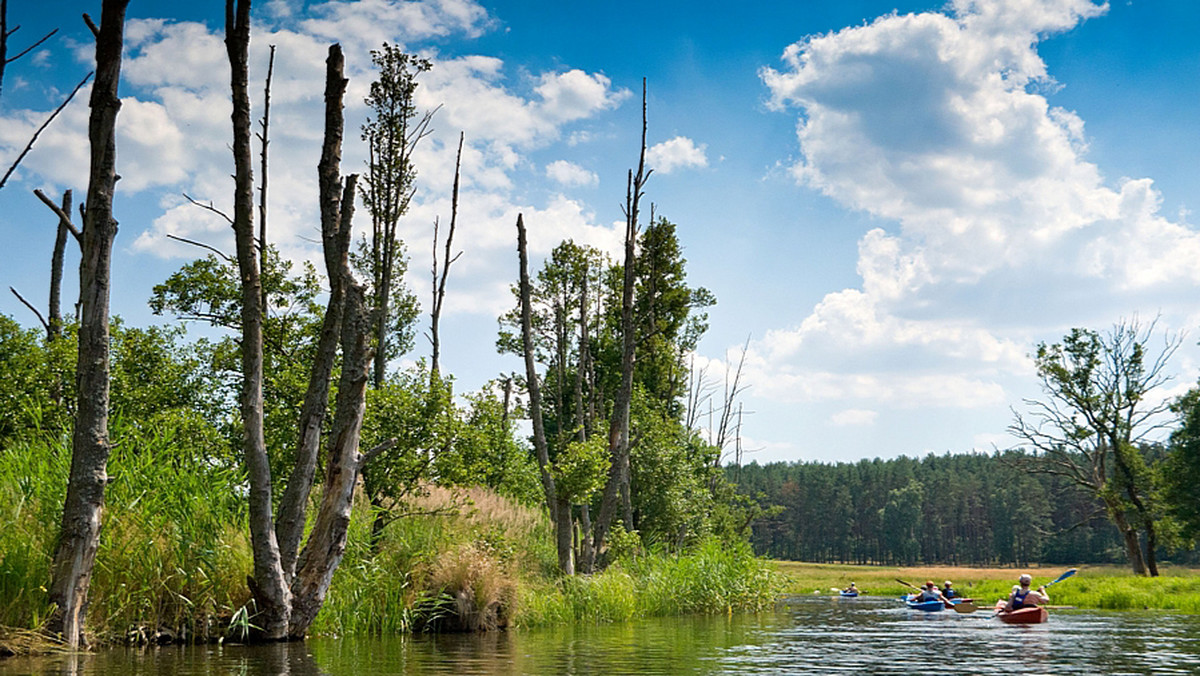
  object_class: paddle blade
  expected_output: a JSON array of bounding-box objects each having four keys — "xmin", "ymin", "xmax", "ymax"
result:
[
  {"xmin": 952, "ymin": 601, "xmax": 977, "ymax": 614},
  {"xmin": 1048, "ymin": 568, "xmax": 1078, "ymax": 586}
]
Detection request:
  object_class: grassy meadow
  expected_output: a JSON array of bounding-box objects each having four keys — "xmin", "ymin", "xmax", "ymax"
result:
[{"xmin": 775, "ymin": 561, "xmax": 1200, "ymax": 613}]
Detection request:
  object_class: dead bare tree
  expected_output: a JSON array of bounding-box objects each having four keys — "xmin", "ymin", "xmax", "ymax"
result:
[
  {"xmin": 43, "ymin": 0, "xmax": 128, "ymax": 649},
  {"xmin": 516, "ymin": 213, "xmax": 573, "ymax": 574},
  {"xmin": 274, "ymin": 43, "xmax": 352, "ymax": 587},
  {"xmin": 588, "ymin": 79, "xmax": 650, "ymax": 572},
  {"xmin": 0, "ymin": 73, "xmax": 90, "ymax": 191},
  {"xmin": 429, "ymin": 131, "xmax": 464, "ymax": 379},
  {"xmin": 225, "ymin": 0, "xmax": 291, "ymax": 638},
  {"xmin": 257, "ymin": 44, "xmax": 275, "ymax": 311},
  {"xmin": 219, "ymin": 12, "xmax": 381, "ymax": 635},
  {"xmin": 0, "ymin": 0, "xmax": 58, "ymax": 102}
]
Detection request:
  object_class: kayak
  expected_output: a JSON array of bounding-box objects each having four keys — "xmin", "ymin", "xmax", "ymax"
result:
[
  {"xmin": 904, "ymin": 595, "xmax": 945, "ymax": 612},
  {"xmin": 840, "ymin": 591, "xmax": 859, "ymax": 597},
  {"xmin": 994, "ymin": 600, "xmax": 1048, "ymax": 624}
]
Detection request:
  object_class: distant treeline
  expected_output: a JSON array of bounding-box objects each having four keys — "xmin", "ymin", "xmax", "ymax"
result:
[{"xmin": 732, "ymin": 451, "xmax": 1200, "ymax": 566}]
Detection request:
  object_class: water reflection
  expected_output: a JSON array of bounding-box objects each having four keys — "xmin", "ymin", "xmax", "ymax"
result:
[{"xmin": 3, "ymin": 597, "xmax": 1199, "ymax": 674}]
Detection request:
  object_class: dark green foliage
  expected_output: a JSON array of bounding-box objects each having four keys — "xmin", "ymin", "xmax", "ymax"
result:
[
  {"xmin": 150, "ymin": 247, "xmax": 326, "ymax": 470},
  {"xmin": 734, "ymin": 451, "xmax": 1194, "ymax": 566},
  {"xmin": 445, "ymin": 385, "xmax": 543, "ymax": 505},
  {"xmin": 1166, "ymin": 388, "xmax": 1200, "ymax": 541},
  {"xmin": 0, "ymin": 315, "xmax": 73, "ymax": 442}
]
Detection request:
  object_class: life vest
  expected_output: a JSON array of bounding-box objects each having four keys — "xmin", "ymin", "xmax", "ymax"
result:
[{"xmin": 1012, "ymin": 587, "xmax": 1031, "ymax": 608}]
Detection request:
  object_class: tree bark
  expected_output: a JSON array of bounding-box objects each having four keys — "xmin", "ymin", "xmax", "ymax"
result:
[
  {"xmin": 289, "ymin": 181, "xmax": 370, "ymax": 637},
  {"xmin": 45, "ymin": 0, "xmax": 127, "ymax": 648},
  {"xmin": 516, "ymin": 214, "xmax": 573, "ymax": 575},
  {"xmin": 1103, "ymin": 494, "xmax": 1147, "ymax": 575},
  {"xmin": 589, "ymin": 80, "xmax": 648, "ymax": 572},
  {"xmin": 48, "ymin": 190, "xmax": 70, "ymax": 343},
  {"xmin": 257, "ymin": 44, "xmax": 275, "ymax": 312},
  {"xmin": 429, "ymin": 132, "xmax": 463, "ymax": 381},
  {"xmin": 225, "ymin": 0, "xmax": 290, "ymax": 639},
  {"xmin": 275, "ymin": 44, "xmax": 350, "ymax": 584}
]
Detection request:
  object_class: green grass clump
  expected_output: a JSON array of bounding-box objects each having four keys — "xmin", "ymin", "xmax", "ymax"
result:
[
  {"xmin": 514, "ymin": 538, "xmax": 783, "ymax": 627},
  {"xmin": 0, "ymin": 415, "xmax": 252, "ymax": 641}
]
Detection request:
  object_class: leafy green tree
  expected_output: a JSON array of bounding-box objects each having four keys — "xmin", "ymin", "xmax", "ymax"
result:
[
  {"xmin": 358, "ymin": 42, "xmax": 429, "ymax": 387},
  {"xmin": 149, "ymin": 247, "xmax": 325, "ymax": 469},
  {"xmin": 1165, "ymin": 388, "xmax": 1200, "ymax": 543},
  {"xmin": 1010, "ymin": 321, "xmax": 1179, "ymax": 576},
  {"xmin": 0, "ymin": 314, "xmax": 73, "ymax": 442},
  {"xmin": 358, "ymin": 362, "xmax": 457, "ymax": 535},
  {"xmin": 440, "ymin": 383, "xmax": 542, "ymax": 505}
]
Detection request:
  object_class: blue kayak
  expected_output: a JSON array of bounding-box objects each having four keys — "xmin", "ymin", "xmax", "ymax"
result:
[
  {"xmin": 840, "ymin": 591, "xmax": 859, "ymax": 597},
  {"xmin": 903, "ymin": 595, "xmax": 945, "ymax": 612}
]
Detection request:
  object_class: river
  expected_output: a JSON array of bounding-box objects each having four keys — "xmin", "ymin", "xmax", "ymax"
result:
[{"xmin": 3, "ymin": 595, "xmax": 1198, "ymax": 674}]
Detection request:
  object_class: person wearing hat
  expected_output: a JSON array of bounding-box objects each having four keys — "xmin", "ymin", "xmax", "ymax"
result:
[
  {"xmin": 941, "ymin": 580, "xmax": 961, "ymax": 600},
  {"xmin": 1004, "ymin": 573, "xmax": 1049, "ymax": 611},
  {"xmin": 842, "ymin": 582, "xmax": 859, "ymax": 595}
]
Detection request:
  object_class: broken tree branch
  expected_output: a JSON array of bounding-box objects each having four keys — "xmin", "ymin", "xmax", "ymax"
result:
[{"xmin": 0, "ymin": 72, "xmax": 92, "ymax": 191}]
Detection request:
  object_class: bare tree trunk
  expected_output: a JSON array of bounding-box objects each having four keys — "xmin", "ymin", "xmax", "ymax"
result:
[
  {"xmin": 1145, "ymin": 525, "xmax": 1159, "ymax": 577},
  {"xmin": 573, "ymin": 268, "xmax": 594, "ymax": 565},
  {"xmin": 516, "ymin": 214, "xmax": 573, "ymax": 575},
  {"xmin": 48, "ymin": 190, "xmax": 70, "ymax": 343},
  {"xmin": 225, "ymin": 0, "xmax": 290, "ymax": 639},
  {"xmin": 1103, "ymin": 494, "xmax": 1147, "ymax": 575},
  {"xmin": 257, "ymin": 43, "xmax": 275, "ymax": 312},
  {"xmin": 275, "ymin": 44, "xmax": 349, "ymax": 584},
  {"xmin": 430, "ymin": 132, "xmax": 463, "ymax": 380},
  {"xmin": 45, "ymin": 0, "xmax": 127, "ymax": 648},
  {"xmin": 590, "ymin": 80, "xmax": 648, "ymax": 572},
  {"xmin": 289, "ymin": 178, "xmax": 371, "ymax": 638}
]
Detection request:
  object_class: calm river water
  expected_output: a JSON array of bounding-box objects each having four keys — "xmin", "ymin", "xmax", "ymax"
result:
[{"xmin": 3, "ymin": 595, "xmax": 1199, "ymax": 674}]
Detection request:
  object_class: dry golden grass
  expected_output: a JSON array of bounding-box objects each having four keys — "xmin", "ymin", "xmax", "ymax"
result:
[
  {"xmin": 428, "ymin": 542, "xmax": 516, "ymax": 631},
  {"xmin": 406, "ymin": 483, "xmax": 545, "ymax": 540},
  {"xmin": 0, "ymin": 626, "xmax": 68, "ymax": 657}
]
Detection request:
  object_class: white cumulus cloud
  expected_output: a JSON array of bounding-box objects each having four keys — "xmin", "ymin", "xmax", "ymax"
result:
[
  {"xmin": 545, "ymin": 160, "xmax": 598, "ymax": 187},
  {"xmin": 646, "ymin": 136, "xmax": 707, "ymax": 174},
  {"xmin": 741, "ymin": 0, "xmax": 1200, "ymax": 455}
]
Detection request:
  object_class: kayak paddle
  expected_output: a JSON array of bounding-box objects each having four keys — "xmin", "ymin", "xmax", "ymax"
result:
[
  {"xmin": 950, "ymin": 600, "xmax": 978, "ymax": 613},
  {"xmin": 1044, "ymin": 568, "xmax": 1078, "ymax": 588}
]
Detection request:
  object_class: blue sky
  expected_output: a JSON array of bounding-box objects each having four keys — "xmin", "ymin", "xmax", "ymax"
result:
[{"xmin": 3, "ymin": 0, "xmax": 1200, "ymax": 464}]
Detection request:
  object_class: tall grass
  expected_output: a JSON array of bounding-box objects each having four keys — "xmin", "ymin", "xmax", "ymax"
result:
[
  {"xmin": 0, "ymin": 415, "xmax": 251, "ymax": 641},
  {"xmin": 2, "ymin": 421, "xmax": 784, "ymax": 645},
  {"xmin": 516, "ymin": 539, "xmax": 784, "ymax": 627}
]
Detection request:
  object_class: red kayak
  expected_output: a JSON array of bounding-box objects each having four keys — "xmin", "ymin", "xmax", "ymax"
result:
[{"xmin": 994, "ymin": 600, "xmax": 1048, "ymax": 624}]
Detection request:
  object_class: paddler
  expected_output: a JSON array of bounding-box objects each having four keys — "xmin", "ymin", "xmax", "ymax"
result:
[
  {"xmin": 1003, "ymin": 573, "xmax": 1049, "ymax": 611},
  {"xmin": 911, "ymin": 580, "xmax": 945, "ymax": 604},
  {"xmin": 941, "ymin": 580, "xmax": 960, "ymax": 599}
]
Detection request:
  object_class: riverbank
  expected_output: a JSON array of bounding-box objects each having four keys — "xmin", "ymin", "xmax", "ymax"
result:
[
  {"xmin": 0, "ymin": 435, "xmax": 781, "ymax": 654},
  {"xmin": 775, "ymin": 561, "xmax": 1200, "ymax": 612}
]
